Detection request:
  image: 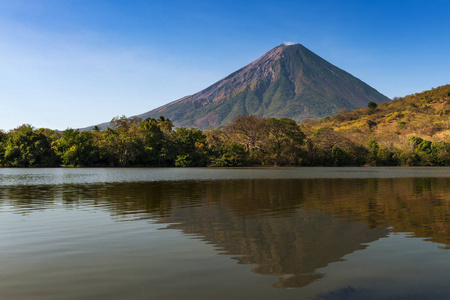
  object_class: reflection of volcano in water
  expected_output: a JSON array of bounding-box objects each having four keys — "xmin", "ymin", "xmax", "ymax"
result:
[
  {"xmin": 5, "ymin": 177, "xmax": 450, "ymax": 289},
  {"xmin": 162, "ymin": 205, "xmax": 387, "ymax": 288},
  {"xmin": 145, "ymin": 179, "xmax": 389, "ymax": 288}
]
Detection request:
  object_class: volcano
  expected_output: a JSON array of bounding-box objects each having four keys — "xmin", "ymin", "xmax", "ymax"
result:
[{"xmin": 94, "ymin": 44, "xmax": 390, "ymax": 129}]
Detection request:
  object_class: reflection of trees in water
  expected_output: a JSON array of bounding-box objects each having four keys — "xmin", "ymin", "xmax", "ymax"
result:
[
  {"xmin": 2, "ymin": 178, "xmax": 450, "ymax": 287},
  {"xmin": 298, "ymin": 178, "xmax": 450, "ymax": 247}
]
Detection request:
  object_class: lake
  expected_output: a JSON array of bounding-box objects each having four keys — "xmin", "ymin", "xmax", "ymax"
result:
[{"xmin": 2, "ymin": 167, "xmax": 450, "ymax": 299}]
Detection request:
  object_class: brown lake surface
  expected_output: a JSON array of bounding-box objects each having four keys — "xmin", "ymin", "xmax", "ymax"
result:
[{"xmin": 2, "ymin": 167, "xmax": 450, "ymax": 299}]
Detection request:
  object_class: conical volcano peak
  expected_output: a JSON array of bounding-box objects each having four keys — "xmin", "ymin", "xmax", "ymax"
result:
[
  {"xmin": 259, "ymin": 43, "xmax": 303, "ymax": 60},
  {"xmin": 240, "ymin": 43, "xmax": 305, "ymax": 79},
  {"xmin": 260, "ymin": 43, "xmax": 309, "ymax": 64},
  {"xmin": 87, "ymin": 44, "xmax": 390, "ymax": 130},
  {"xmin": 281, "ymin": 42, "xmax": 301, "ymax": 47}
]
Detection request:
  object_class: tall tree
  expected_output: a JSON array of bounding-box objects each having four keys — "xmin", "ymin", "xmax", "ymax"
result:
[
  {"xmin": 103, "ymin": 116, "xmax": 144, "ymax": 166},
  {"xmin": 264, "ymin": 118, "xmax": 306, "ymax": 165},
  {"xmin": 225, "ymin": 115, "xmax": 268, "ymax": 152},
  {"xmin": 3, "ymin": 125, "xmax": 58, "ymax": 167},
  {"xmin": 171, "ymin": 127, "xmax": 208, "ymax": 167},
  {"xmin": 53, "ymin": 129, "xmax": 99, "ymax": 166}
]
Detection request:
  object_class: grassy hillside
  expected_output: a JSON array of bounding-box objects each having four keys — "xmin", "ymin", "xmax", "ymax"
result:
[{"xmin": 301, "ymin": 84, "xmax": 450, "ymax": 148}]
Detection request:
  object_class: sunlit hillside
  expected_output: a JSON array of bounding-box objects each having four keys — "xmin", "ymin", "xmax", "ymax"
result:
[{"xmin": 301, "ymin": 85, "xmax": 450, "ymax": 147}]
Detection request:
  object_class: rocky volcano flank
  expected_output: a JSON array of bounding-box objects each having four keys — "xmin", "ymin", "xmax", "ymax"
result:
[{"xmin": 95, "ymin": 44, "xmax": 390, "ymax": 129}]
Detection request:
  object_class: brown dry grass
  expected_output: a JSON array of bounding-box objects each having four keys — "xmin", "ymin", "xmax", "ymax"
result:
[{"xmin": 300, "ymin": 85, "xmax": 450, "ymax": 146}]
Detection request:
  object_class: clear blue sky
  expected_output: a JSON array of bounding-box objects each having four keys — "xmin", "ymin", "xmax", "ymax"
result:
[{"xmin": 0, "ymin": 0, "xmax": 449, "ymax": 130}]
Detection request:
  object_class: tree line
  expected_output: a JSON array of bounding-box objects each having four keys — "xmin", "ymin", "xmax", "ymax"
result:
[{"xmin": 0, "ymin": 115, "xmax": 449, "ymax": 167}]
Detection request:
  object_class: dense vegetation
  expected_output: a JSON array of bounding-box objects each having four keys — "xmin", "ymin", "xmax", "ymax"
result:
[{"xmin": 0, "ymin": 85, "xmax": 449, "ymax": 167}]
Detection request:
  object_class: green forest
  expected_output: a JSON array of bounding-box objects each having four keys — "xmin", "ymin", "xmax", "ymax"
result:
[{"xmin": 1, "ymin": 85, "xmax": 449, "ymax": 168}]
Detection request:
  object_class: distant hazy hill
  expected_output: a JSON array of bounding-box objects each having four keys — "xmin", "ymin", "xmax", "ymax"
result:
[{"xmin": 87, "ymin": 44, "xmax": 389, "ymax": 130}]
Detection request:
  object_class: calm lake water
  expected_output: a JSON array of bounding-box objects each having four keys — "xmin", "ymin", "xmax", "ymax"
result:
[{"xmin": 2, "ymin": 167, "xmax": 450, "ymax": 299}]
